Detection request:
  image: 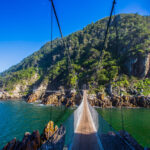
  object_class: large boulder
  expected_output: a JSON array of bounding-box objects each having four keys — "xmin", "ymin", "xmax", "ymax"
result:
[
  {"xmin": 41, "ymin": 121, "xmax": 58, "ymax": 142},
  {"xmin": 42, "ymin": 94, "xmax": 59, "ymax": 105},
  {"xmin": 40, "ymin": 125, "xmax": 66, "ymax": 150}
]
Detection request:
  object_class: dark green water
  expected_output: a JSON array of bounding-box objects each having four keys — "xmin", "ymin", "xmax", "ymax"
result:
[
  {"xmin": 1, "ymin": 100, "xmax": 149, "ymax": 149},
  {"xmin": 97, "ymin": 108, "xmax": 150, "ymax": 148},
  {"xmin": 0, "ymin": 100, "xmax": 73, "ymax": 149}
]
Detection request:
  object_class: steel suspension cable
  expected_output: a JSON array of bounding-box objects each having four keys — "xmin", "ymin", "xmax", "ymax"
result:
[
  {"xmin": 91, "ymin": 0, "xmax": 117, "ymax": 93},
  {"xmin": 97, "ymin": 0, "xmax": 116, "ymax": 71},
  {"xmin": 49, "ymin": 0, "xmax": 72, "ymax": 69},
  {"xmin": 113, "ymin": 5, "xmax": 125, "ymax": 132},
  {"xmin": 49, "ymin": 0, "xmax": 82, "ymax": 102},
  {"xmin": 50, "ymin": 2, "xmax": 53, "ymax": 122},
  {"xmin": 49, "ymin": 0, "xmax": 63, "ymax": 38},
  {"xmin": 109, "ymin": 2, "xmax": 117, "ymax": 132}
]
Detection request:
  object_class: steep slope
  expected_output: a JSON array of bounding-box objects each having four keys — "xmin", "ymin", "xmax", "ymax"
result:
[{"xmin": 0, "ymin": 14, "xmax": 150, "ymax": 102}]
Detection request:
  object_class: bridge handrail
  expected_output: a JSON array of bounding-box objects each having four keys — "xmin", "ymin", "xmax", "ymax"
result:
[
  {"xmin": 96, "ymin": 110, "xmax": 135, "ymax": 150},
  {"xmin": 87, "ymin": 101, "xmax": 99, "ymax": 131},
  {"xmin": 74, "ymin": 98, "xmax": 84, "ymax": 131}
]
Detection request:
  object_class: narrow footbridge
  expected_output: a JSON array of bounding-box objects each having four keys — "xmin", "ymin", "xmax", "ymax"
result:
[
  {"xmin": 63, "ymin": 90, "xmax": 135, "ymax": 150},
  {"xmin": 71, "ymin": 91, "xmax": 103, "ymax": 150},
  {"xmin": 46, "ymin": 1, "xmax": 141, "ymax": 149}
]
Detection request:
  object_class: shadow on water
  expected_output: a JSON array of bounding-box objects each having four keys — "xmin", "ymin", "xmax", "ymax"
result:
[
  {"xmin": 71, "ymin": 132, "xmax": 134, "ymax": 150},
  {"xmin": 63, "ymin": 112, "xmax": 74, "ymax": 147},
  {"xmin": 100, "ymin": 133, "xmax": 132, "ymax": 150},
  {"xmin": 71, "ymin": 132, "xmax": 100, "ymax": 150}
]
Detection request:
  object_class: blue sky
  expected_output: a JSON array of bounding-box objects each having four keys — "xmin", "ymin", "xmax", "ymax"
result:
[{"xmin": 0, "ymin": 0, "xmax": 150, "ymax": 72}]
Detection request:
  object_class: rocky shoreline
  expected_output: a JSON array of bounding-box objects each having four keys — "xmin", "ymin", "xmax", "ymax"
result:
[
  {"xmin": 3, "ymin": 122, "xmax": 149, "ymax": 150},
  {"xmin": 1, "ymin": 90, "xmax": 150, "ymax": 108},
  {"xmin": 88, "ymin": 93, "xmax": 150, "ymax": 108},
  {"xmin": 2, "ymin": 121, "xmax": 66, "ymax": 150}
]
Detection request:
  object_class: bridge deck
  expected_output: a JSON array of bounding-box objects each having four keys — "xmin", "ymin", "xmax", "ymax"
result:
[{"xmin": 71, "ymin": 91, "xmax": 101, "ymax": 150}]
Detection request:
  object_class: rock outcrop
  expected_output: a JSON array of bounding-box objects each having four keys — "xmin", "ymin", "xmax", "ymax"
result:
[
  {"xmin": 125, "ymin": 53, "xmax": 150, "ymax": 78},
  {"xmin": 27, "ymin": 82, "xmax": 48, "ymax": 103},
  {"xmin": 3, "ymin": 131, "xmax": 41, "ymax": 150},
  {"xmin": 3, "ymin": 121, "xmax": 66, "ymax": 150},
  {"xmin": 41, "ymin": 121, "xmax": 58, "ymax": 142},
  {"xmin": 42, "ymin": 93, "xmax": 62, "ymax": 106},
  {"xmin": 40, "ymin": 125, "xmax": 66, "ymax": 150},
  {"xmin": 27, "ymin": 89, "xmax": 82, "ymax": 107},
  {"xmin": 88, "ymin": 93, "xmax": 150, "ymax": 108},
  {"xmin": 0, "ymin": 74, "xmax": 39, "ymax": 100},
  {"xmin": 88, "ymin": 93, "xmax": 112, "ymax": 108}
]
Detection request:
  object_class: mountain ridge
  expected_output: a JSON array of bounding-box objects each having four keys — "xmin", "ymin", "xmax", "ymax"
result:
[{"xmin": 0, "ymin": 13, "xmax": 150, "ymax": 101}]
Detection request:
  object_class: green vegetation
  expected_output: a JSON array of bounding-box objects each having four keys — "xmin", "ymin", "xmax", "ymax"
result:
[
  {"xmin": 134, "ymin": 78, "xmax": 150, "ymax": 96},
  {"xmin": 0, "ymin": 14, "xmax": 150, "ymax": 96},
  {"xmin": 1, "ymin": 67, "xmax": 38, "ymax": 91}
]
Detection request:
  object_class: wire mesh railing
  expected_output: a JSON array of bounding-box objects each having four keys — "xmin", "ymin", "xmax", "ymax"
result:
[
  {"xmin": 86, "ymin": 94, "xmax": 135, "ymax": 149},
  {"xmin": 62, "ymin": 97, "xmax": 83, "ymax": 148},
  {"xmin": 97, "ymin": 112, "xmax": 135, "ymax": 150}
]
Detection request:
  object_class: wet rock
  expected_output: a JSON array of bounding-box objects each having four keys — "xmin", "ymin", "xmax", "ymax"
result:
[
  {"xmin": 41, "ymin": 121, "xmax": 58, "ymax": 142},
  {"xmin": 42, "ymin": 94, "xmax": 59, "ymax": 106},
  {"xmin": 40, "ymin": 125, "xmax": 66, "ymax": 150},
  {"xmin": 88, "ymin": 94, "xmax": 112, "ymax": 108},
  {"xmin": 88, "ymin": 92, "xmax": 150, "ymax": 108},
  {"xmin": 128, "ymin": 96, "xmax": 150, "ymax": 108},
  {"xmin": 3, "ymin": 138, "xmax": 17, "ymax": 150},
  {"xmin": 27, "ymin": 82, "xmax": 48, "ymax": 103},
  {"xmin": 41, "ymin": 90, "xmax": 81, "ymax": 107},
  {"xmin": 27, "ymin": 93, "xmax": 39, "ymax": 103},
  {"xmin": 3, "ymin": 131, "xmax": 41, "ymax": 150}
]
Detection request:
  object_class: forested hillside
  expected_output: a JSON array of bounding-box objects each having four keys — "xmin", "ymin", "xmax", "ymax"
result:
[{"xmin": 0, "ymin": 13, "xmax": 150, "ymax": 99}]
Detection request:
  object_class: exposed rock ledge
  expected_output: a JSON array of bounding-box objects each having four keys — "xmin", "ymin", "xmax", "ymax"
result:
[
  {"xmin": 3, "ymin": 121, "xmax": 66, "ymax": 150},
  {"xmin": 27, "ymin": 90, "xmax": 81, "ymax": 107},
  {"xmin": 0, "ymin": 90, "xmax": 22, "ymax": 100},
  {"xmin": 88, "ymin": 93, "xmax": 150, "ymax": 108},
  {"xmin": 1, "ymin": 88, "xmax": 150, "ymax": 108}
]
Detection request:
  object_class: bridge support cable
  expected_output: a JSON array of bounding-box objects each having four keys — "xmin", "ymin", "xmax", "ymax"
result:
[
  {"xmin": 112, "ymin": 2, "xmax": 125, "ymax": 132},
  {"xmin": 49, "ymin": 2, "xmax": 53, "ymax": 122},
  {"xmin": 49, "ymin": 0, "xmax": 82, "ymax": 99},
  {"xmin": 49, "ymin": 0, "xmax": 63, "ymax": 39},
  {"xmin": 97, "ymin": 0, "xmax": 116, "ymax": 71},
  {"xmin": 48, "ymin": 2, "xmax": 83, "ymax": 148},
  {"xmin": 91, "ymin": 0, "xmax": 117, "ymax": 92}
]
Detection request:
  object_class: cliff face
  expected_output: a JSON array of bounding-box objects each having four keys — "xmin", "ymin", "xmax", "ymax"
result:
[
  {"xmin": 0, "ymin": 14, "xmax": 150, "ymax": 102},
  {"xmin": 0, "ymin": 73, "xmax": 39, "ymax": 99},
  {"xmin": 127, "ymin": 53, "xmax": 150, "ymax": 78}
]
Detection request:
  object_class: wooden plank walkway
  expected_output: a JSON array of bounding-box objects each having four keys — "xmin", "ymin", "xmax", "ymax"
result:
[{"xmin": 71, "ymin": 91, "xmax": 101, "ymax": 150}]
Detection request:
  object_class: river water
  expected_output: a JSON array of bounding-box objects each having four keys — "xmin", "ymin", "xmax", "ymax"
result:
[
  {"xmin": 0, "ymin": 100, "xmax": 73, "ymax": 149},
  {"xmin": 0, "ymin": 100, "xmax": 150, "ymax": 149},
  {"xmin": 97, "ymin": 108, "xmax": 150, "ymax": 148}
]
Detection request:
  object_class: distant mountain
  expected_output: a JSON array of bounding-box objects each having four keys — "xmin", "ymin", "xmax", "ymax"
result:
[{"xmin": 0, "ymin": 13, "xmax": 150, "ymax": 99}]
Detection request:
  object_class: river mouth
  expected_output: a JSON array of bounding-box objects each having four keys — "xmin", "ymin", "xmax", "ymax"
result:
[
  {"xmin": 97, "ymin": 108, "xmax": 150, "ymax": 148},
  {"xmin": 0, "ymin": 100, "xmax": 74, "ymax": 149}
]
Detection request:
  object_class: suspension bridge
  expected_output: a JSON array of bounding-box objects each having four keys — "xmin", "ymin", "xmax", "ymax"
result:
[
  {"xmin": 40, "ymin": 0, "xmax": 144, "ymax": 149},
  {"xmin": 71, "ymin": 90, "xmax": 102, "ymax": 150},
  {"xmin": 61, "ymin": 90, "xmax": 135, "ymax": 150}
]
